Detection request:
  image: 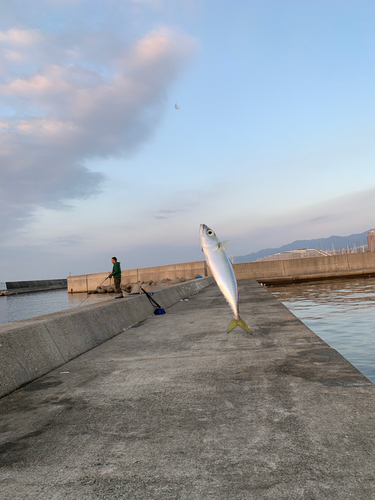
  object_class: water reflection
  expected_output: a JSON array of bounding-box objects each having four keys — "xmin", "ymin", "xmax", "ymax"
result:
[
  {"xmin": 0, "ymin": 289, "xmax": 113, "ymax": 325},
  {"xmin": 270, "ymin": 277, "xmax": 375, "ymax": 383}
]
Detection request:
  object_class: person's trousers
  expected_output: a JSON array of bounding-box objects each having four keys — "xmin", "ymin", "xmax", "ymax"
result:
[{"xmin": 113, "ymin": 277, "xmax": 121, "ymax": 294}]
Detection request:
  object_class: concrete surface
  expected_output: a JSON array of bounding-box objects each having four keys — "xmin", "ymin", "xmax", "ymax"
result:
[
  {"xmin": 0, "ymin": 278, "xmax": 214, "ymax": 398},
  {"xmin": 233, "ymin": 252, "xmax": 375, "ymax": 281},
  {"xmin": 1, "ymin": 279, "xmax": 67, "ymax": 296},
  {"xmin": 68, "ymin": 253, "xmax": 375, "ymax": 293},
  {"xmin": 255, "ymin": 268, "xmax": 375, "ymax": 285},
  {"xmin": 1, "ymin": 280, "xmax": 375, "ymax": 499},
  {"xmin": 68, "ymin": 262, "xmax": 209, "ymax": 293}
]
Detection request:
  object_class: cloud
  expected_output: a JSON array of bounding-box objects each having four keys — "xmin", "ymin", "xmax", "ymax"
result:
[
  {"xmin": 0, "ymin": 28, "xmax": 43, "ymax": 45},
  {"xmin": 3, "ymin": 49, "xmax": 25, "ymax": 62},
  {"xmin": 154, "ymin": 208, "xmax": 186, "ymax": 219},
  {"xmin": 0, "ymin": 27, "xmax": 196, "ymax": 233}
]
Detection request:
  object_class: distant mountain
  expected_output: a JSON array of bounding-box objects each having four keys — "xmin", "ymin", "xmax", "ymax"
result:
[{"xmin": 234, "ymin": 229, "xmax": 374, "ymax": 263}]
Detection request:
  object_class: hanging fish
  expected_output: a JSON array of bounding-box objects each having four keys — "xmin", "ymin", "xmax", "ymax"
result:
[
  {"xmin": 200, "ymin": 224, "xmax": 251, "ymax": 333},
  {"xmin": 175, "ymin": 103, "xmax": 179, "ymax": 110}
]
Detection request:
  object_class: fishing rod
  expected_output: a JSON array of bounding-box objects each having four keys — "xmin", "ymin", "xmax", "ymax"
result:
[
  {"xmin": 140, "ymin": 287, "xmax": 166, "ymax": 315},
  {"xmin": 75, "ymin": 276, "xmax": 109, "ymax": 307}
]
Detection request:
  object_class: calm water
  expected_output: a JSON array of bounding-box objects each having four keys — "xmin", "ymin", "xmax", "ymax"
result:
[
  {"xmin": 0, "ymin": 289, "xmax": 112, "ymax": 325},
  {"xmin": 270, "ymin": 277, "xmax": 375, "ymax": 383}
]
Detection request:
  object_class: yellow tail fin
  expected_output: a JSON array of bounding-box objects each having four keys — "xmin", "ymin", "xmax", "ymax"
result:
[{"xmin": 227, "ymin": 316, "xmax": 252, "ymax": 333}]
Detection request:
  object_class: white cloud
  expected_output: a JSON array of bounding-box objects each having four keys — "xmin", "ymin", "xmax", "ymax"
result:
[
  {"xmin": 2, "ymin": 49, "xmax": 25, "ymax": 62},
  {"xmin": 0, "ymin": 27, "xmax": 196, "ymax": 232},
  {"xmin": 0, "ymin": 28, "xmax": 43, "ymax": 45}
]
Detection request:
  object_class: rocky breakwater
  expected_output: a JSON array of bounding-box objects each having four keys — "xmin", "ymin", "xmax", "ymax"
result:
[{"xmin": 91, "ymin": 276, "xmax": 191, "ymax": 295}]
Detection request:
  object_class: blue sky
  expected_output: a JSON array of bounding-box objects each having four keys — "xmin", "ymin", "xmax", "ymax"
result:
[{"xmin": 1, "ymin": 0, "xmax": 375, "ymax": 280}]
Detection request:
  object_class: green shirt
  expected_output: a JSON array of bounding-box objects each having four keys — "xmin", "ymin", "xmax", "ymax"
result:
[{"xmin": 111, "ymin": 262, "xmax": 121, "ymax": 278}]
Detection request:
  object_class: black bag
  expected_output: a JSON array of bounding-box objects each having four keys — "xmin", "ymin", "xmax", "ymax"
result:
[{"xmin": 141, "ymin": 288, "xmax": 166, "ymax": 315}]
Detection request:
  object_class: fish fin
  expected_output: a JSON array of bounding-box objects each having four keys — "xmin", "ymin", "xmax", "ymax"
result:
[
  {"xmin": 227, "ymin": 316, "xmax": 252, "ymax": 333},
  {"xmin": 217, "ymin": 240, "xmax": 229, "ymax": 252}
]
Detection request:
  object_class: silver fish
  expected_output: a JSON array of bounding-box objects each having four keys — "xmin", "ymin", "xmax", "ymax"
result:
[{"xmin": 200, "ymin": 224, "xmax": 251, "ymax": 333}]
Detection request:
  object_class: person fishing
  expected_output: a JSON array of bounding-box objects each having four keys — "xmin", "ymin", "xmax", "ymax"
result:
[{"xmin": 108, "ymin": 257, "xmax": 123, "ymax": 299}]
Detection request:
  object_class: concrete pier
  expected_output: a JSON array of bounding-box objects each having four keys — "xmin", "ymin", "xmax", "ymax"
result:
[
  {"xmin": 0, "ymin": 279, "xmax": 67, "ymax": 296},
  {"xmin": 67, "ymin": 252, "xmax": 375, "ymax": 292},
  {"xmin": 1, "ymin": 280, "xmax": 375, "ymax": 499},
  {"xmin": 0, "ymin": 278, "xmax": 214, "ymax": 397}
]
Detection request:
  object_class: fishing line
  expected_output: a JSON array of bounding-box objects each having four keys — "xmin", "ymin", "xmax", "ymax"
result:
[{"xmin": 75, "ymin": 276, "xmax": 109, "ymax": 307}]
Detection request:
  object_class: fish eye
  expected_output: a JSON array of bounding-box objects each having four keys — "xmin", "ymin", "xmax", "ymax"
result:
[{"xmin": 207, "ymin": 230, "xmax": 213, "ymax": 236}]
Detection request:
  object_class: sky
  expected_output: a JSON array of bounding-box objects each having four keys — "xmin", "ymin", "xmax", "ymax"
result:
[{"xmin": 1, "ymin": 0, "xmax": 375, "ymax": 281}]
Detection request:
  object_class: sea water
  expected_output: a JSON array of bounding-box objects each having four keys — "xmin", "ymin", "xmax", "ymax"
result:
[
  {"xmin": 0, "ymin": 289, "xmax": 111, "ymax": 325},
  {"xmin": 269, "ymin": 276, "xmax": 375, "ymax": 384}
]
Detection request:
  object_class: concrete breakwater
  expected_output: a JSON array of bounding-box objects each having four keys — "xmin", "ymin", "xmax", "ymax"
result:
[
  {"xmin": 0, "ymin": 279, "xmax": 67, "ymax": 296},
  {"xmin": 68, "ymin": 260, "xmax": 208, "ymax": 293},
  {"xmin": 93, "ymin": 276, "xmax": 189, "ymax": 295},
  {"xmin": 68, "ymin": 252, "xmax": 375, "ymax": 292},
  {"xmin": 234, "ymin": 251, "xmax": 375, "ymax": 284},
  {"xmin": 0, "ymin": 277, "xmax": 214, "ymax": 398},
  {"xmin": 1, "ymin": 280, "xmax": 375, "ymax": 499}
]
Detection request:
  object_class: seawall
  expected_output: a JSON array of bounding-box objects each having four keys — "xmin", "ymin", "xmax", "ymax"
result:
[
  {"xmin": 68, "ymin": 252, "xmax": 375, "ymax": 292},
  {"xmin": 0, "ymin": 277, "xmax": 214, "ymax": 398},
  {"xmin": 68, "ymin": 261, "xmax": 209, "ymax": 293},
  {"xmin": 0, "ymin": 279, "xmax": 67, "ymax": 296},
  {"xmin": 234, "ymin": 251, "xmax": 375, "ymax": 283}
]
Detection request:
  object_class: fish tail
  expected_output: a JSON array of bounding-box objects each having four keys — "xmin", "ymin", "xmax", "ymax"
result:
[{"xmin": 227, "ymin": 316, "xmax": 252, "ymax": 333}]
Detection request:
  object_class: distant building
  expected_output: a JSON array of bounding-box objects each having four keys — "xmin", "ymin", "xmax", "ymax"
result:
[
  {"xmin": 367, "ymin": 231, "xmax": 375, "ymax": 252},
  {"xmin": 256, "ymin": 249, "xmax": 330, "ymax": 262}
]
